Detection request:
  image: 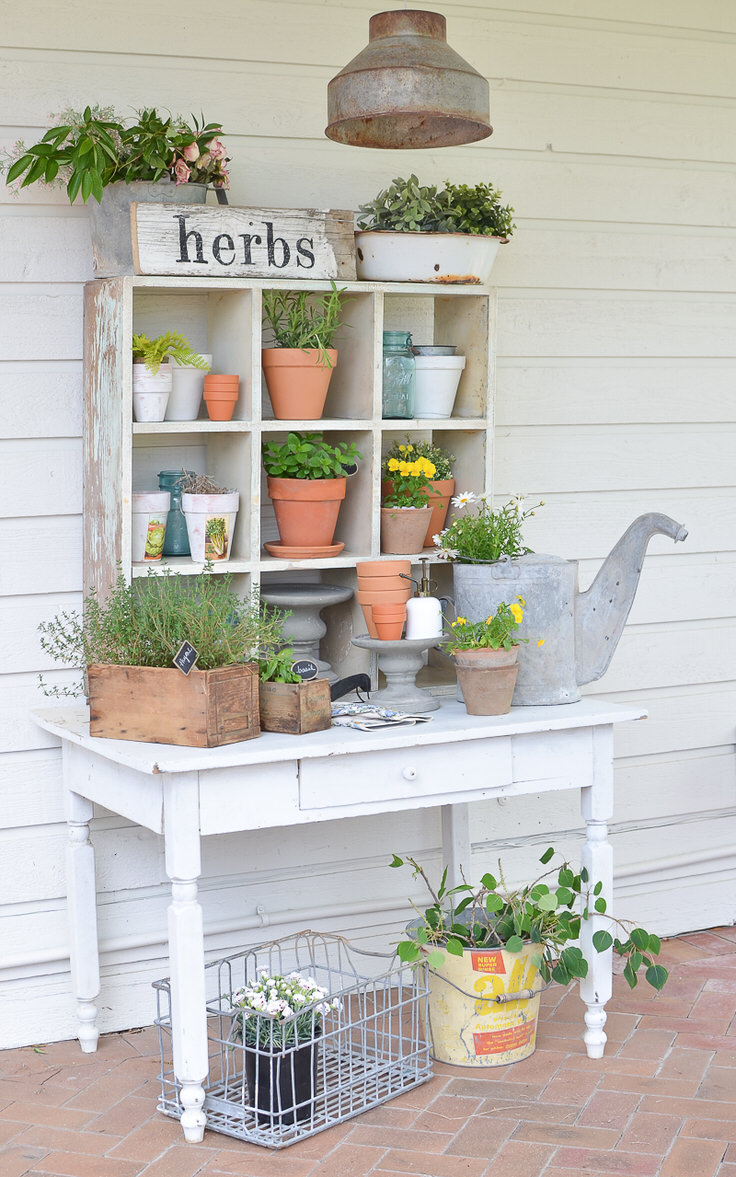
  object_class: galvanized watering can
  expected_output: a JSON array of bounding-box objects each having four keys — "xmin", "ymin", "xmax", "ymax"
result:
[{"xmin": 452, "ymin": 513, "xmax": 688, "ymax": 705}]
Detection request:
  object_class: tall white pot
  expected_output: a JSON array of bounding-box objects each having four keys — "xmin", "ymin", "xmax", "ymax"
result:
[
  {"xmin": 167, "ymin": 354, "xmax": 212, "ymax": 421},
  {"xmin": 133, "ymin": 363, "xmax": 172, "ymax": 422},
  {"xmin": 413, "ymin": 354, "xmax": 466, "ymax": 418}
]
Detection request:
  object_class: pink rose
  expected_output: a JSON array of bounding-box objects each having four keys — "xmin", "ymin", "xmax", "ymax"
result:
[
  {"xmin": 207, "ymin": 138, "xmax": 226, "ymax": 161},
  {"xmin": 174, "ymin": 159, "xmax": 191, "ymax": 184},
  {"xmin": 182, "ymin": 142, "xmax": 200, "ymax": 162},
  {"xmin": 197, "ymin": 152, "xmax": 211, "ymax": 168}
]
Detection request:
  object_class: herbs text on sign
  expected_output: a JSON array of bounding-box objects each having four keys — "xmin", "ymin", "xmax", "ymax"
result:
[{"xmin": 131, "ymin": 205, "xmax": 357, "ymax": 280}]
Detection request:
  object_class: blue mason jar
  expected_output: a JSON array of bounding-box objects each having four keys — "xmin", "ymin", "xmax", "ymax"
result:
[
  {"xmin": 382, "ymin": 331, "xmax": 415, "ymax": 419},
  {"xmin": 158, "ymin": 470, "xmax": 191, "ymax": 557}
]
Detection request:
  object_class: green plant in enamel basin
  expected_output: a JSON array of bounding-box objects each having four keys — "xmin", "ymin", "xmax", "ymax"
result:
[
  {"xmin": 262, "ymin": 281, "xmax": 348, "ymax": 369},
  {"xmin": 38, "ymin": 564, "xmax": 288, "ymax": 698},
  {"xmin": 132, "ymin": 332, "xmax": 209, "ymax": 376},
  {"xmin": 434, "ymin": 493, "xmax": 543, "ymax": 563},
  {"xmin": 357, "ymin": 175, "xmax": 515, "ymax": 239},
  {"xmin": 262, "ymin": 432, "xmax": 362, "ymax": 480},
  {"xmin": 391, "ymin": 848, "xmax": 669, "ymax": 992}
]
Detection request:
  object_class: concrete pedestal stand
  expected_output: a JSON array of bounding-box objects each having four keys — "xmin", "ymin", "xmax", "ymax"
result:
[
  {"xmin": 260, "ymin": 583, "xmax": 354, "ymax": 683},
  {"xmin": 351, "ymin": 635, "xmax": 441, "ymax": 712}
]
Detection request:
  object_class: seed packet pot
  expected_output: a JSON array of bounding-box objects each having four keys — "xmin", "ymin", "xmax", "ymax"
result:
[
  {"xmin": 131, "ymin": 491, "xmax": 170, "ymax": 562},
  {"xmin": 181, "ymin": 491, "xmax": 240, "ymax": 562}
]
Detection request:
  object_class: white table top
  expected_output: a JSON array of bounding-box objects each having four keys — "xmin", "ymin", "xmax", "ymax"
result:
[{"xmin": 34, "ymin": 698, "xmax": 646, "ymax": 777}]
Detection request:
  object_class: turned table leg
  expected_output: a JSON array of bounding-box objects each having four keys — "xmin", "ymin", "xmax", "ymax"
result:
[
  {"xmin": 65, "ymin": 782, "xmax": 101, "ymax": 1054},
  {"xmin": 579, "ymin": 724, "xmax": 615, "ymax": 1059},
  {"xmin": 164, "ymin": 773, "xmax": 209, "ymax": 1143}
]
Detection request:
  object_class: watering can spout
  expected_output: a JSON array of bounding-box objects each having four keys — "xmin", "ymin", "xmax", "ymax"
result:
[{"xmin": 575, "ymin": 513, "xmax": 688, "ymax": 687}]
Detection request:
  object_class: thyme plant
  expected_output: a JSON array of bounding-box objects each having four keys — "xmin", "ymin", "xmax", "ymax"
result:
[{"xmin": 262, "ymin": 281, "xmax": 347, "ymax": 368}]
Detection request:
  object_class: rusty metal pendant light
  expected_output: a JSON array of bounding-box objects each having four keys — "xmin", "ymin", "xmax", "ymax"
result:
[{"xmin": 326, "ymin": 9, "xmax": 492, "ymax": 149}]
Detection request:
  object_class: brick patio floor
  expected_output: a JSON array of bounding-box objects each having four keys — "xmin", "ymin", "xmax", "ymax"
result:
[{"xmin": 2, "ymin": 927, "xmax": 736, "ymax": 1176}]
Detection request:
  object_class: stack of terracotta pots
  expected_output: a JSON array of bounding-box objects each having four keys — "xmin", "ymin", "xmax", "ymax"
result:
[
  {"xmin": 356, "ymin": 559, "xmax": 412, "ymax": 639},
  {"xmin": 204, "ymin": 373, "xmax": 239, "ymax": 421}
]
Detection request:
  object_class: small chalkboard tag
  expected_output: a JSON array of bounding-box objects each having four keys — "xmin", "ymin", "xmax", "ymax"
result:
[
  {"xmin": 173, "ymin": 641, "xmax": 199, "ymax": 675},
  {"xmin": 291, "ymin": 659, "xmax": 319, "ymax": 681}
]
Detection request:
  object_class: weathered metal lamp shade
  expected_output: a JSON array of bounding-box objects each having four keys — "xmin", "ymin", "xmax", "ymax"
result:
[{"xmin": 326, "ymin": 10, "xmax": 492, "ymax": 149}]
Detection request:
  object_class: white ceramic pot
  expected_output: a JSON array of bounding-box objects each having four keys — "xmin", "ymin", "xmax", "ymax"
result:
[
  {"xmin": 182, "ymin": 492, "xmax": 240, "ymax": 562},
  {"xmin": 133, "ymin": 363, "xmax": 172, "ymax": 422},
  {"xmin": 413, "ymin": 354, "xmax": 466, "ymax": 418},
  {"xmin": 167, "ymin": 354, "xmax": 212, "ymax": 421},
  {"xmin": 131, "ymin": 491, "xmax": 170, "ymax": 562},
  {"xmin": 354, "ymin": 231, "xmax": 503, "ymax": 284}
]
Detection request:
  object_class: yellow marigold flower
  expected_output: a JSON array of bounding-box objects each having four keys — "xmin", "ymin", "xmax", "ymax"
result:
[
  {"xmin": 485, "ymin": 616, "xmax": 494, "ymax": 625},
  {"xmin": 537, "ymin": 638, "xmax": 545, "ymax": 647},
  {"xmin": 510, "ymin": 603, "xmax": 523, "ymax": 624},
  {"xmin": 517, "ymin": 596, "xmax": 526, "ymax": 606},
  {"xmin": 387, "ymin": 457, "xmax": 400, "ymax": 471},
  {"xmin": 455, "ymin": 617, "xmax": 467, "ymax": 626},
  {"xmin": 398, "ymin": 444, "xmax": 406, "ymax": 452},
  {"xmin": 406, "ymin": 444, "xmax": 414, "ymax": 452}
]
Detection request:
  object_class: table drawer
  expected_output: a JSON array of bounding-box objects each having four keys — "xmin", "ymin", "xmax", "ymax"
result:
[{"xmin": 299, "ymin": 737, "xmax": 513, "ymax": 810}]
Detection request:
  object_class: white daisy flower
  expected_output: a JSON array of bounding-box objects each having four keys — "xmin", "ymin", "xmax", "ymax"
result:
[{"xmin": 451, "ymin": 491, "xmax": 478, "ymax": 508}]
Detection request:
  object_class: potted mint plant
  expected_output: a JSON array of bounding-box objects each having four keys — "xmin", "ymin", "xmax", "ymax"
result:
[
  {"xmin": 258, "ymin": 647, "xmax": 332, "ymax": 735},
  {"xmin": 355, "ymin": 175, "xmax": 514, "ymax": 283},
  {"xmin": 262, "ymin": 432, "xmax": 361, "ymax": 558}
]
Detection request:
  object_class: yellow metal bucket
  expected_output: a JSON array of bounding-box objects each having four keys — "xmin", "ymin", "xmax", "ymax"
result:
[{"xmin": 426, "ymin": 944, "xmax": 542, "ymax": 1066}]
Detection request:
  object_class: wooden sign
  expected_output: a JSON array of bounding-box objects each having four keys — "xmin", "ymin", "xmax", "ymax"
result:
[{"xmin": 131, "ymin": 204, "xmax": 356, "ymax": 280}]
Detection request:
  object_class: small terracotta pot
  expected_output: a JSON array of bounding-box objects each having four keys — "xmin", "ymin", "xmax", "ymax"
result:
[
  {"xmin": 373, "ymin": 602, "xmax": 406, "ymax": 641},
  {"xmin": 204, "ymin": 374, "xmax": 239, "ymax": 387},
  {"xmin": 262, "ymin": 348, "xmax": 337, "ymax": 420},
  {"xmin": 380, "ymin": 506, "xmax": 432, "ymax": 554},
  {"xmin": 267, "ymin": 475, "xmax": 346, "ymax": 547},
  {"xmin": 454, "ymin": 646, "xmax": 520, "ymax": 716},
  {"xmin": 355, "ymin": 586, "xmax": 412, "ymax": 605},
  {"xmin": 357, "ymin": 573, "xmax": 411, "ymax": 592},
  {"xmin": 204, "ymin": 390, "xmax": 238, "ymax": 421},
  {"xmin": 382, "ymin": 478, "xmax": 455, "ymax": 547},
  {"xmin": 356, "ymin": 559, "xmax": 411, "ymax": 578}
]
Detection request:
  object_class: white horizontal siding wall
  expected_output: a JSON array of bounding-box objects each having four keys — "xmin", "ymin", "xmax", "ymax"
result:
[{"xmin": 0, "ymin": 0, "xmax": 734, "ymax": 1047}]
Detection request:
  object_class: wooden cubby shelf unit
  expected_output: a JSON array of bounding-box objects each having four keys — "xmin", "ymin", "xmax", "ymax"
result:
[{"xmin": 84, "ymin": 275, "xmax": 495, "ymax": 680}]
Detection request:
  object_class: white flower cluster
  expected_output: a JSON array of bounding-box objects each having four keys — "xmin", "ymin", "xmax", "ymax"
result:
[{"xmin": 231, "ymin": 969, "xmax": 340, "ymax": 1023}]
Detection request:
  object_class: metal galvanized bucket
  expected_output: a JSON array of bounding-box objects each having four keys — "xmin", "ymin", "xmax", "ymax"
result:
[
  {"xmin": 426, "ymin": 943, "xmax": 542, "ymax": 1067},
  {"xmin": 87, "ymin": 180, "xmax": 207, "ymax": 276}
]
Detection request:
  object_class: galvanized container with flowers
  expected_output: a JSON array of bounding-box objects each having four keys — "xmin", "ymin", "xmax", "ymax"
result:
[{"xmin": 229, "ymin": 970, "xmax": 341, "ymax": 1128}]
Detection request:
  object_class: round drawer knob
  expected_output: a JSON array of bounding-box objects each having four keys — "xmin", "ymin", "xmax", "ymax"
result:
[{"xmin": 402, "ymin": 766, "xmax": 417, "ymax": 781}]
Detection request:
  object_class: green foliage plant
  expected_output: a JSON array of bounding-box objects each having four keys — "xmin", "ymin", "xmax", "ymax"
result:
[
  {"xmin": 258, "ymin": 647, "xmax": 302, "ymax": 685},
  {"xmin": 38, "ymin": 565, "xmax": 287, "ymax": 698},
  {"xmin": 357, "ymin": 175, "xmax": 515, "ymax": 239},
  {"xmin": 390, "ymin": 849, "xmax": 669, "ymax": 992},
  {"xmin": 435, "ymin": 493, "xmax": 543, "ymax": 563},
  {"xmin": 262, "ymin": 432, "xmax": 362, "ymax": 480},
  {"xmin": 443, "ymin": 598, "xmax": 528, "ymax": 653},
  {"xmin": 132, "ymin": 332, "xmax": 209, "ymax": 376},
  {"xmin": 3, "ymin": 105, "xmax": 230, "ymax": 204},
  {"xmin": 262, "ymin": 281, "xmax": 348, "ymax": 369},
  {"xmin": 230, "ymin": 971, "xmax": 340, "ymax": 1049},
  {"xmin": 382, "ymin": 437, "xmax": 454, "ymax": 481}
]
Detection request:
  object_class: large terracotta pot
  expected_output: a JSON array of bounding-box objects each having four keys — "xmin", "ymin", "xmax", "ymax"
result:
[
  {"xmin": 382, "ymin": 478, "xmax": 455, "ymax": 547},
  {"xmin": 262, "ymin": 349, "xmax": 337, "ymax": 420},
  {"xmin": 267, "ymin": 476, "xmax": 346, "ymax": 547},
  {"xmin": 453, "ymin": 646, "xmax": 519, "ymax": 716},
  {"xmin": 380, "ymin": 506, "xmax": 432, "ymax": 554}
]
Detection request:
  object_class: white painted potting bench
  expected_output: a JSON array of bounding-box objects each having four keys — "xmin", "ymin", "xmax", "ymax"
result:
[{"xmin": 35, "ymin": 697, "xmax": 644, "ymax": 1144}]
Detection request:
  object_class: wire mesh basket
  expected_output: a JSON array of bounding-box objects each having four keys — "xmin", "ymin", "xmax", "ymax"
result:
[{"xmin": 154, "ymin": 930, "xmax": 431, "ymax": 1148}]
